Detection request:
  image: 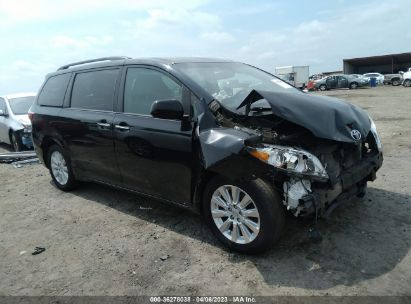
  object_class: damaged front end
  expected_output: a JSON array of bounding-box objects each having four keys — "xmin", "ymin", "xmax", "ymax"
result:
[
  {"xmin": 17, "ymin": 127, "xmax": 34, "ymax": 149},
  {"xmin": 203, "ymin": 89, "xmax": 383, "ymax": 218},
  {"xmin": 262, "ymin": 133, "xmax": 383, "ymax": 218}
]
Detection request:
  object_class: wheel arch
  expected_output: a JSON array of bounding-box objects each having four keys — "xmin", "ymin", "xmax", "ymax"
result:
[
  {"xmin": 8, "ymin": 128, "xmax": 14, "ymax": 143},
  {"xmin": 192, "ymin": 155, "xmax": 269, "ymax": 214},
  {"xmin": 41, "ymin": 137, "xmax": 64, "ymax": 168},
  {"xmin": 192, "ymin": 170, "xmax": 221, "ymax": 214}
]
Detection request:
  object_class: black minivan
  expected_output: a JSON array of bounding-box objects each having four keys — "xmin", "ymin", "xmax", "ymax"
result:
[{"xmin": 30, "ymin": 57, "xmax": 383, "ymax": 253}]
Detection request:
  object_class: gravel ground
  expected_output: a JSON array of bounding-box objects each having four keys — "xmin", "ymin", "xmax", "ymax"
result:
[{"xmin": 0, "ymin": 85, "xmax": 410, "ymax": 296}]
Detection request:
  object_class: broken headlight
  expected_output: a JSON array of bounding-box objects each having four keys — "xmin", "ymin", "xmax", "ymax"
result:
[
  {"xmin": 248, "ymin": 144, "xmax": 328, "ymax": 179},
  {"xmin": 370, "ymin": 118, "xmax": 383, "ymax": 151},
  {"xmin": 23, "ymin": 124, "xmax": 32, "ymax": 133}
]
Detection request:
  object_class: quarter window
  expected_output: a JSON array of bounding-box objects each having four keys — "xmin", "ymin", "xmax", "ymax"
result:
[
  {"xmin": 71, "ymin": 69, "xmax": 119, "ymax": 111},
  {"xmin": 124, "ymin": 68, "xmax": 182, "ymax": 115},
  {"xmin": 38, "ymin": 73, "xmax": 71, "ymax": 107}
]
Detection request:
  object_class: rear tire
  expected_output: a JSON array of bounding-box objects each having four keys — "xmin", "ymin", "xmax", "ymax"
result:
[
  {"xmin": 349, "ymin": 82, "xmax": 358, "ymax": 89},
  {"xmin": 391, "ymin": 79, "xmax": 400, "ymax": 86},
  {"xmin": 47, "ymin": 144, "xmax": 77, "ymax": 191},
  {"xmin": 10, "ymin": 131, "xmax": 23, "ymax": 152},
  {"xmin": 319, "ymin": 84, "xmax": 327, "ymax": 91},
  {"xmin": 202, "ymin": 176, "xmax": 285, "ymax": 254}
]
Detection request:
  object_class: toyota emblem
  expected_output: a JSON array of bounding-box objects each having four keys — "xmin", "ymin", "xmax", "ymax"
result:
[{"xmin": 350, "ymin": 129, "xmax": 362, "ymax": 141}]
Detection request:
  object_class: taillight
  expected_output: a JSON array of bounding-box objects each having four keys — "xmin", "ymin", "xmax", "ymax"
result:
[{"xmin": 28, "ymin": 111, "xmax": 34, "ymax": 121}]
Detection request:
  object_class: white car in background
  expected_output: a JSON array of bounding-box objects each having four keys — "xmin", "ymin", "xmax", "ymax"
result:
[
  {"xmin": 351, "ymin": 74, "xmax": 365, "ymax": 79},
  {"xmin": 362, "ymin": 73, "xmax": 384, "ymax": 85},
  {"xmin": 0, "ymin": 93, "xmax": 36, "ymax": 151},
  {"xmin": 402, "ymin": 69, "xmax": 411, "ymax": 87}
]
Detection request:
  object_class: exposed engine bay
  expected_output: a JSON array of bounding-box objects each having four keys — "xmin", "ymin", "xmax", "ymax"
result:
[{"xmin": 206, "ymin": 90, "xmax": 383, "ymax": 218}]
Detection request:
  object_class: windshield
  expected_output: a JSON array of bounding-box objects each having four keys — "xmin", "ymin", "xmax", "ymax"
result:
[
  {"xmin": 8, "ymin": 96, "xmax": 35, "ymax": 115},
  {"xmin": 175, "ymin": 62, "xmax": 299, "ymax": 110}
]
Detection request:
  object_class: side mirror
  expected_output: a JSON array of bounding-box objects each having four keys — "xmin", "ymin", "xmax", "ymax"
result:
[
  {"xmin": 0, "ymin": 109, "xmax": 7, "ymax": 117},
  {"xmin": 399, "ymin": 71, "xmax": 404, "ymax": 75},
  {"xmin": 150, "ymin": 99, "xmax": 184, "ymax": 120}
]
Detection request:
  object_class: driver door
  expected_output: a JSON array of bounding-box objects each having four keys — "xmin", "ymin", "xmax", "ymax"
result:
[
  {"xmin": 337, "ymin": 76, "xmax": 349, "ymax": 88},
  {"xmin": 113, "ymin": 66, "xmax": 194, "ymax": 204},
  {"xmin": 326, "ymin": 76, "xmax": 337, "ymax": 89}
]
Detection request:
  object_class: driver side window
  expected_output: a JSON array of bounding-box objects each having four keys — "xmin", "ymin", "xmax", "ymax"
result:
[{"xmin": 124, "ymin": 68, "xmax": 183, "ymax": 115}]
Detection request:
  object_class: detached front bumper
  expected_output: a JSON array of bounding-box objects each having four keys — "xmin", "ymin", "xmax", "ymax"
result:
[
  {"xmin": 283, "ymin": 151, "xmax": 383, "ymax": 217},
  {"xmin": 19, "ymin": 130, "xmax": 34, "ymax": 149}
]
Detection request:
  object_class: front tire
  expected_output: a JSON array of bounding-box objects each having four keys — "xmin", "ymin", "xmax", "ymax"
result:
[
  {"xmin": 349, "ymin": 82, "xmax": 358, "ymax": 89},
  {"xmin": 404, "ymin": 79, "xmax": 411, "ymax": 87},
  {"xmin": 202, "ymin": 176, "xmax": 285, "ymax": 254},
  {"xmin": 319, "ymin": 84, "xmax": 327, "ymax": 91},
  {"xmin": 47, "ymin": 145, "xmax": 77, "ymax": 191},
  {"xmin": 391, "ymin": 78, "xmax": 400, "ymax": 86},
  {"xmin": 10, "ymin": 132, "xmax": 23, "ymax": 152}
]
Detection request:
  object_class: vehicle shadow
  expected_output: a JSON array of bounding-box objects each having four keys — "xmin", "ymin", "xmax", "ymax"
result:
[
  {"xmin": 0, "ymin": 142, "xmax": 14, "ymax": 152},
  {"xmin": 72, "ymin": 183, "xmax": 411, "ymax": 290},
  {"xmin": 0, "ymin": 142, "xmax": 34, "ymax": 153}
]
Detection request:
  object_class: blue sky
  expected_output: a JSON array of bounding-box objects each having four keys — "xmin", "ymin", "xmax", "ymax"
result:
[{"xmin": 0, "ymin": 0, "xmax": 410, "ymax": 94}]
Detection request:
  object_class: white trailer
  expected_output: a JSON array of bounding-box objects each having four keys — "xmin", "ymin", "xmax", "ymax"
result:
[{"xmin": 275, "ymin": 66, "xmax": 309, "ymax": 89}]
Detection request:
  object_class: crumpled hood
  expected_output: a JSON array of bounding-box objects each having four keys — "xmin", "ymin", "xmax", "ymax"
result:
[
  {"xmin": 15, "ymin": 114, "xmax": 31, "ymax": 126},
  {"xmin": 237, "ymin": 90, "xmax": 371, "ymax": 143}
]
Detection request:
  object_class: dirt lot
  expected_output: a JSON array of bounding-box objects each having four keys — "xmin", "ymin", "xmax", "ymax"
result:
[{"xmin": 0, "ymin": 86, "xmax": 410, "ymax": 296}]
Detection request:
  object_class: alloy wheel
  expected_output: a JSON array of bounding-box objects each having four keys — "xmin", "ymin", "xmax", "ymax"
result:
[
  {"xmin": 50, "ymin": 150, "xmax": 69, "ymax": 185},
  {"xmin": 210, "ymin": 185, "xmax": 260, "ymax": 244}
]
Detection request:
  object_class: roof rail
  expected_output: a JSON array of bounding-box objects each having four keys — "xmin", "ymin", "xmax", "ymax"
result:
[{"xmin": 57, "ymin": 56, "xmax": 131, "ymax": 71}]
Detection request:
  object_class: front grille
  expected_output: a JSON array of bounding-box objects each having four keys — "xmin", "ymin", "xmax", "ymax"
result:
[
  {"xmin": 338, "ymin": 131, "xmax": 378, "ymax": 170},
  {"xmin": 317, "ymin": 131, "xmax": 379, "ymax": 184}
]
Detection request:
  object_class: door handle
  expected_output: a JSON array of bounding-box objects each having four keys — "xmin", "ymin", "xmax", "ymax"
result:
[
  {"xmin": 97, "ymin": 122, "xmax": 111, "ymax": 128},
  {"xmin": 114, "ymin": 124, "xmax": 130, "ymax": 131}
]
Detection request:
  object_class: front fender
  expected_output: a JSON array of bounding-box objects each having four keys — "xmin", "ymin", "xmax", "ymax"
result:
[{"xmin": 8, "ymin": 118, "xmax": 24, "ymax": 133}]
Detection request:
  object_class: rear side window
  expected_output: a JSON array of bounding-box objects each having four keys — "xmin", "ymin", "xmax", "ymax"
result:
[
  {"xmin": 70, "ymin": 69, "xmax": 119, "ymax": 111},
  {"xmin": 37, "ymin": 73, "xmax": 71, "ymax": 106}
]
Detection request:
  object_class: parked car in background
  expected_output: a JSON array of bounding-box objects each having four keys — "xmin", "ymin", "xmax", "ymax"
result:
[
  {"xmin": 314, "ymin": 74, "xmax": 369, "ymax": 91},
  {"xmin": 0, "ymin": 93, "xmax": 36, "ymax": 151},
  {"xmin": 350, "ymin": 74, "xmax": 365, "ymax": 79},
  {"xmin": 362, "ymin": 73, "xmax": 384, "ymax": 85},
  {"xmin": 402, "ymin": 70, "xmax": 411, "ymax": 87},
  {"xmin": 309, "ymin": 74, "xmax": 324, "ymax": 81},
  {"xmin": 383, "ymin": 74, "xmax": 403, "ymax": 86}
]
